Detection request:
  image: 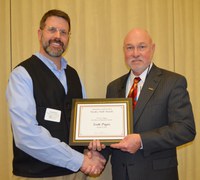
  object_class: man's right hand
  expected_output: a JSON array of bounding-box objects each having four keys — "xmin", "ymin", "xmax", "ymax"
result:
[{"xmin": 80, "ymin": 150, "xmax": 106, "ymax": 176}]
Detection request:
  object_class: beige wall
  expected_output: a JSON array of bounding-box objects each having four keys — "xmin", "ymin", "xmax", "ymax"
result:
[
  {"xmin": 0, "ymin": 0, "xmax": 13, "ymax": 179},
  {"xmin": 0, "ymin": 0, "xmax": 199, "ymax": 179}
]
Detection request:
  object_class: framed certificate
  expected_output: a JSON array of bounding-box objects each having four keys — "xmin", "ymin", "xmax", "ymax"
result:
[{"xmin": 69, "ymin": 98, "xmax": 133, "ymax": 145}]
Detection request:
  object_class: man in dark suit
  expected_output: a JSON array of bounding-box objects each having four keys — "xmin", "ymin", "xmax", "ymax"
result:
[{"xmin": 89, "ymin": 28, "xmax": 196, "ymax": 180}]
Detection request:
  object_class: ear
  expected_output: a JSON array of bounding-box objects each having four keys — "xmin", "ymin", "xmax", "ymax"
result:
[
  {"xmin": 151, "ymin": 43, "xmax": 155, "ymax": 52},
  {"xmin": 38, "ymin": 29, "xmax": 42, "ymax": 41}
]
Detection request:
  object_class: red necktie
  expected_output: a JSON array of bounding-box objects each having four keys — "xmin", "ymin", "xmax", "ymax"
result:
[{"xmin": 128, "ymin": 77, "xmax": 141, "ymax": 109}]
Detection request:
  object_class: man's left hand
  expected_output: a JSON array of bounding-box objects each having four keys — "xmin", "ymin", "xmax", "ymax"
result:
[{"xmin": 110, "ymin": 134, "xmax": 142, "ymax": 154}]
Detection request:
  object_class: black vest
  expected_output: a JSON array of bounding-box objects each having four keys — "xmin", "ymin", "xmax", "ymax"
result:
[{"xmin": 13, "ymin": 55, "xmax": 84, "ymax": 177}]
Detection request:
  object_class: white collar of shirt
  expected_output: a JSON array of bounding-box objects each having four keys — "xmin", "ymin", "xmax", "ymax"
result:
[{"xmin": 126, "ymin": 63, "xmax": 153, "ymax": 97}]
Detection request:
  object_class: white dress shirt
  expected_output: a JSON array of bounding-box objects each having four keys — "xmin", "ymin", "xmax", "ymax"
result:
[{"xmin": 126, "ymin": 63, "xmax": 152, "ymax": 99}]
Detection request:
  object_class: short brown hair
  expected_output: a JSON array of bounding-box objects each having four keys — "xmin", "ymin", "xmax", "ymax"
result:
[{"xmin": 40, "ymin": 9, "xmax": 71, "ymax": 32}]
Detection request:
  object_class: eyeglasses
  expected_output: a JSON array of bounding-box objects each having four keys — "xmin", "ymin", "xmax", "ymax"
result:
[
  {"xmin": 44, "ymin": 26, "xmax": 71, "ymax": 37},
  {"xmin": 124, "ymin": 44, "xmax": 149, "ymax": 52}
]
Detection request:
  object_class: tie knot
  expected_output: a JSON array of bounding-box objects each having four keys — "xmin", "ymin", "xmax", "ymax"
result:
[{"xmin": 134, "ymin": 77, "xmax": 141, "ymax": 84}]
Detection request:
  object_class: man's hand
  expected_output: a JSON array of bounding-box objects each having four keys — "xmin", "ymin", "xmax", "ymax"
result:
[
  {"xmin": 88, "ymin": 140, "xmax": 106, "ymax": 151},
  {"xmin": 80, "ymin": 150, "xmax": 106, "ymax": 176},
  {"xmin": 110, "ymin": 134, "xmax": 142, "ymax": 154}
]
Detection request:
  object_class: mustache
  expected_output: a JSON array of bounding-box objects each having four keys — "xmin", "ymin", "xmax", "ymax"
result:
[
  {"xmin": 129, "ymin": 58, "xmax": 142, "ymax": 61},
  {"xmin": 49, "ymin": 38, "xmax": 64, "ymax": 47}
]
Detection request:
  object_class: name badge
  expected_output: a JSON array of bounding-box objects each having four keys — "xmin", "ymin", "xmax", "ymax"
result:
[{"xmin": 44, "ymin": 108, "xmax": 61, "ymax": 122}]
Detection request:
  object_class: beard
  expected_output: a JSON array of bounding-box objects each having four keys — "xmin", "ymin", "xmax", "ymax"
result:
[{"xmin": 42, "ymin": 37, "xmax": 66, "ymax": 57}]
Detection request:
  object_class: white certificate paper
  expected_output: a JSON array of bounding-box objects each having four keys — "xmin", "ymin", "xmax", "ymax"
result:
[{"xmin": 69, "ymin": 98, "xmax": 133, "ymax": 145}]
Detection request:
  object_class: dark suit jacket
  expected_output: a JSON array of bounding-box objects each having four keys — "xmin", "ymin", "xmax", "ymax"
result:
[{"xmin": 102, "ymin": 64, "xmax": 196, "ymax": 180}]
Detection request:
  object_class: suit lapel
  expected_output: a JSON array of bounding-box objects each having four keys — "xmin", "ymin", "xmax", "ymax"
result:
[
  {"xmin": 134, "ymin": 65, "xmax": 162, "ymax": 124},
  {"xmin": 117, "ymin": 72, "xmax": 130, "ymax": 98}
]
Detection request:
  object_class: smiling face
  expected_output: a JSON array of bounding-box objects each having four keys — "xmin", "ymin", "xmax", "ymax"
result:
[
  {"xmin": 123, "ymin": 28, "xmax": 155, "ymax": 76},
  {"xmin": 38, "ymin": 16, "xmax": 70, "ymax": 59}
]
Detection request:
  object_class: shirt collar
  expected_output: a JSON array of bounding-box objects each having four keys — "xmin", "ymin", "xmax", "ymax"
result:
[
  {"xmin": 129, "ymin": 62, "xmax": 153, "ymax": 83},
  {"xmin": 34, "ymin": 52, "xmax": 67, "ymax": 71}
]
